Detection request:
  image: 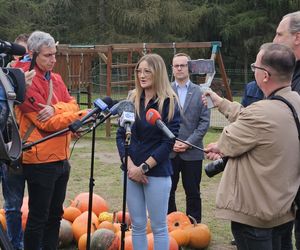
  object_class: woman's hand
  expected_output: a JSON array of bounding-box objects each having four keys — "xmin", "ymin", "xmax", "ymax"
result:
[{"xmin": 127, "ymin": 166, "xmax": 148, "ymax": 184}]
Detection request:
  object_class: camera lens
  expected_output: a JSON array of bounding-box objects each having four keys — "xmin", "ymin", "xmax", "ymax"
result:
[{"xmin": 204, "ymin": 157, "xmax": 228, "ymax": 178}]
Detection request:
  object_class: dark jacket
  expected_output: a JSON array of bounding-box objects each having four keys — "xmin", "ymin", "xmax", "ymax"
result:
[
  {"xmin": 241, "ymin": 81, "xmax": 264, "ymax": 107},
  {"xmin": 116, "ymin": 94, "xmax": 180, "ymax": 177},
  {"xmin": 292, "ymin": 60, "xmax": 300, "ymax": 94}
]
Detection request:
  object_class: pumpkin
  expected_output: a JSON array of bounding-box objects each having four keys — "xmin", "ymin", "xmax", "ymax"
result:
[
  {"xmin": 99, "ymin": 211, "xmax": 114, "ymax": 223},
  {"xmin": 114, "ymin": 210, "xmax": 131, "ymax": 226},
  {"xmin": 0, "ymin": 214, "xmax": 6, "ymax": 231},
  {"xmin": 58, "ymin": 218, "xmax": 73, "ymax": 248},
  {"xmin": 167, "ymin": 211, "xmax": 191, "ymax": 232},
  {"xmin": 147, "ymin": 233, "xmax": 179, "ymax": 250},
  {"xmin": 63, "ymin": 206, "xmax": 82, "ymax": 222},
  {"xmin": 72, "ymin": 211, "xmax": 99, "ymax": 242},
  {"xmin": 21, "ymin": 196, "xmax": 29, "ymax": 230},
  {"xmin": 169, "ymin": 235, "xmax": 179, "ymax": 250},
  {"xmin": 121, "ymin": 235, "xmax": 133, "ymax": 250},
  {"xmin": 169, "ymin": 228, "xmax": 190, "ymax": 247},
  {"xmin": 78, "ymin": 233, "xmax": 92, "ymax": 250},
  {"xmin": 90, "ymin": 228, "xmax": 119, "ymax": 250},
  {"xmin": 70, "ymin": 192, "xmax": 109, "ymax": 216},
  {"xmin": 146, "ymin": 218, "xmax": 152, "ymax": 234},
  {"xmin": 185, "ymin": 222, "xmax": 211, "ymax": 249},
  {"xmin": 97, "ymin": 221, "xmax": 116, "ymax": 233}
]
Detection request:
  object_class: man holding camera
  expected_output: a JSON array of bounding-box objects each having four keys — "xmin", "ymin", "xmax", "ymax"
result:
[{"xmin": 204, "ymin": 43, "xmax": 300, "ymax": 249}]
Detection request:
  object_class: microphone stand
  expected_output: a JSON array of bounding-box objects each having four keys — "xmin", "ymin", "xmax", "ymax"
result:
[
  {"xmin": 22, "ymin": 112, "xmax": 113, "ymax": 250},
  {"xmin": 120, "ymin": 130, "xmax": 131, "ymax": 250}
]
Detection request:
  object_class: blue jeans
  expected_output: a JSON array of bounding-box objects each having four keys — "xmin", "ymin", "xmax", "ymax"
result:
[
  {"xmin": 232, "ymin": 220, "xmax": 294, "ymax": 250},
  {"xmin": 23, "ymin": 160, "xmax": 70, "ymax": 250},
  {"xmin": 1, "ymin": 163, "xmax": 25, "ymax": 250},
  {"xmin": 127, "ymin": 176, "xmax": 171, "ymax": 250}
]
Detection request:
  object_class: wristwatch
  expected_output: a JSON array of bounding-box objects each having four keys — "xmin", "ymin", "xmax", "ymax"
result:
[{"xmin": 141, "ymin": 162, "xmax": 150, "ymax": 174}]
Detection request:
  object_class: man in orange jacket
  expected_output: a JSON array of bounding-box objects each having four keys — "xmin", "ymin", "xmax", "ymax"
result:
[{"xmin": 14, "ymin": 30, "xmax": 88, "ymax": 250}]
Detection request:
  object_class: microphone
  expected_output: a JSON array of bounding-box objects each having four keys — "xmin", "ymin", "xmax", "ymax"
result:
[
  {"xmin": 0, "ymin": 40, "xmax": 26, "ymax": 55},
  {"xmin": 117, "ymin": 100, "xmax": 135, "ymax": 135},
  {"xmin": 69, "ymin": 96, "xmax": 113, "ymax": 132},
  {"xmin": 146, "ymin": 108, "xmax": 175, "ymax": 140}
]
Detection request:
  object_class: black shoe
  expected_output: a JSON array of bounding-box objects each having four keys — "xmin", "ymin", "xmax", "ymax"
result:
[{"xmin": 231, "ymin": 239, "xmax": 236, "ymax": 245}]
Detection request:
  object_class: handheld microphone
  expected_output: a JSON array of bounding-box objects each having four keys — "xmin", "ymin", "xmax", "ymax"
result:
[
  {"xmin": 0, "ymin": 40, "xmax": 26, "ymax": 56},
  {"xmin": 69, "ymin": 96, "xmax": 113, "ymax": 132},
  {"xmin": 117, "ymin": 100, "xmax": 135, "ymax": 135},
  {"xmin": 146, "ymin": 108, "xmax": 175, "ymax": 140}
]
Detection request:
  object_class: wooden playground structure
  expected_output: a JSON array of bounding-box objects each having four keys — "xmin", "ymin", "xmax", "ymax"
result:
[{"xmin": 54, "ymin": 42, "xmax": 232, "ymax": 135}]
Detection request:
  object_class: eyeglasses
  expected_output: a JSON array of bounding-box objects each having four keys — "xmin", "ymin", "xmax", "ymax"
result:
[
  {"xmin": 135, "ymin": 69, "xmax": 152, "ymax": 76},
  {"xmin": 172, "ymin": 64, "xmax": 188, "ymax": 69},
  {"xmin": 250, "ymin": 63, "xmax": 271, "ymax": 76}
]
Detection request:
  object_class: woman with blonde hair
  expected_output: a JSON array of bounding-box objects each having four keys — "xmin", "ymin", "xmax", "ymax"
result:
[{"xmin": 117, "ymin": 53, "xmax": 180, "ymax": 250}]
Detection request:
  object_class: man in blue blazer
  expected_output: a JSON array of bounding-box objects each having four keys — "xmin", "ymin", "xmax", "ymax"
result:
[{"xmin": 168, "ymin": 53, "xmax": 210, "ymax": 222}]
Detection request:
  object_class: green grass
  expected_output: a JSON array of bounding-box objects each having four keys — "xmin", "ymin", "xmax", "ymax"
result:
[{"xmin": 61, "ymin": 127, "xmax": 236, "ymax": 249}]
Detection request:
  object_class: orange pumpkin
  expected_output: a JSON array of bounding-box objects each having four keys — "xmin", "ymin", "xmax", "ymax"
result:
[
  {"xmin": 167, "ymin": 211, "xmax": 191, "ymax": 232},
  {"xmin": 70, "ymin": 192, "xmax": 109, "ymax": 216},
  {"xmin": 119, "ymin": 235, "xmax": 133, "ymax": 250},
  {"xmin": 114, "ymin": 210, "xmax": 131, "ymax": 226},
  {"xmin": 169, "ymin": 228, "xmax": 190, "ymax": 247},
  {"xmin": 147, "ymin": 233, "xmax": 178, "ymax": 250},
  {"xmin": 72, "ymin": 211, "xmax": 99, "ymax": 242},
  {"xmin": 97, "ymin": 221, "xmax": 116, "ymax": 232},
  {"xmin": 185, "ymin": 223, "xmax": 211, "ymax": 249},
  {"xmin": 169, "ymin": 235, "xmax": 179, "ymax": 250},
  {"xmin": 21, "ymin": 196, "xmax": 29, "ymax": 230},
  {"xmin": 63, "ymin": 206, "xmax": 82, "ymax": 222},
  {"xmin": 0, "ymin": 214, "xmax": 6, "ymax": 231},
  {"xmin": 78, "ymin": 233, "xmax": 92, "ymax": 250}
]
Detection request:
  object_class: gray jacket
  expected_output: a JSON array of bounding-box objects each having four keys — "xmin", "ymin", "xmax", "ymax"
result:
[{"xmin": 170, "ymin": 82, "xmax": 210, "ymax": 161}]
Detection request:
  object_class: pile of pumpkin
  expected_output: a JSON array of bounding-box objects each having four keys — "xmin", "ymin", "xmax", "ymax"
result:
[{"xmin": 0, "ymin": 192, "xmax": 211, "ymax": 250}]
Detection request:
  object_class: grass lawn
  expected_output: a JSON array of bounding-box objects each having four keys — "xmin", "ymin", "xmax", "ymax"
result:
[{"xmin": 62, "ymin": 126, "xmax": 236, "ymax": 249}]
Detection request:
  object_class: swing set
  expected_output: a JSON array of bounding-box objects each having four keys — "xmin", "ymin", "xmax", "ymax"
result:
[{"xmin": 54, "ymin": 41, "xmax": 232, "ymax": 135}]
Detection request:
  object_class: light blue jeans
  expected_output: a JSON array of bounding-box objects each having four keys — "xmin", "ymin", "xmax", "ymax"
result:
[{"xmin": 126, "ymin": 176, "xmax": 171, "ymax": 250}]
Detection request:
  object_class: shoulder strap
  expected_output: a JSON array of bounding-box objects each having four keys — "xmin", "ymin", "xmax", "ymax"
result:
[
  {"xmin": 23, "ymin": 79, "xmax": 53, "ymax": 142},
  {"xmin": 271, "ymin": 95, "xmax": 300, "ymax": 141},
  {"xmin": 0, "ymin": 68, "xmax": 22, "ymax": 162}
]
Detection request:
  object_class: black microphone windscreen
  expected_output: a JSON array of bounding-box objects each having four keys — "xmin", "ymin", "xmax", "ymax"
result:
[
  {"xmin": 11, "ymin": 43, "xmax": 26, "ymax": 56},
  {"xmin": 102, "ymin": 96, "xmax": 113, "ymax": 109},
  {"xmin": 116, "ymin": 100, "xmax": 135, "ymax": 116},
  {"xmin": 0, "ymin": 40, "xmax": 26, "ymax": 55}
]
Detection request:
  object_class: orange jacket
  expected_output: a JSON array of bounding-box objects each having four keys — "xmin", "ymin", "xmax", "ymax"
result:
[{"xmin": 15, "ymin": 61, "xmax": 88, "ymax": 164}]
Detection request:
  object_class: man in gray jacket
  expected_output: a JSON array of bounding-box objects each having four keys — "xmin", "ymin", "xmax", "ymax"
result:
[
  {"xmin": 168, "ymin": 53, "xmax": 210, "ymax": 222},
  {"xmin": 204, "ymin": 43, "xmax": 300, "ymax": 249}
]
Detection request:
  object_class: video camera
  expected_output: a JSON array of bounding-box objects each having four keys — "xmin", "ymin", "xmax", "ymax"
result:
[
  {"xmin": 0, "ymin": 39, "xmax": 27, "ymax": 163},
  {"xmin": 204, "ymin": 157, "xmax": 228, "ymax": 178}
]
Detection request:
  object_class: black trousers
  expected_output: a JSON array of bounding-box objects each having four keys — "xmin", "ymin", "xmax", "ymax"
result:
[
  {"xmin": 23, "ymin": 160, "xmax": 70, "ymax": 250},
  {"xmin": 168, "ymin": 155, "xmax": 202, "ymax": 222},
  {"xmin": 232, "ymin": 220, "xmax": 294, "ymax": 250}
]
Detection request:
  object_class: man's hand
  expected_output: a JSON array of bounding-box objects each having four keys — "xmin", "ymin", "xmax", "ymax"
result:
[
  {"xmin": 202, "ymin": 90, "xmax": 223, "ymax": 108},
  {"xmin": 24, "ymin": 70, "xmax": 36, "ymax": 89},
  {"xmin": 37, "ymin": 103, "xmax": 55, "ymax": 122},
  {"xmin": 205, "ymin": 142, "xmax": 223, "ymax": 160},
  {"xmin": 173, "ymin": 141, "xmax": 189, "ymax": 152}
]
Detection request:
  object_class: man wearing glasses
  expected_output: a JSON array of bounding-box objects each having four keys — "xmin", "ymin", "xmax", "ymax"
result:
[
  {"xmin": 168, "ymin": 53, "xmax": 210, "ymax": 223},
  {"xmin": 203, "ymin": 43, "xmax": 300, "ymax": 249},
  {"xmin": 273, "ymin": 11, "xmax": 300, "ymax": 249}
]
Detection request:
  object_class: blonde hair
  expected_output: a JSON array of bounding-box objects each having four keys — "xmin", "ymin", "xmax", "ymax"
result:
[{"xmin": 129, "ymin": 53, "xmax": 178, "ymax": 121}]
